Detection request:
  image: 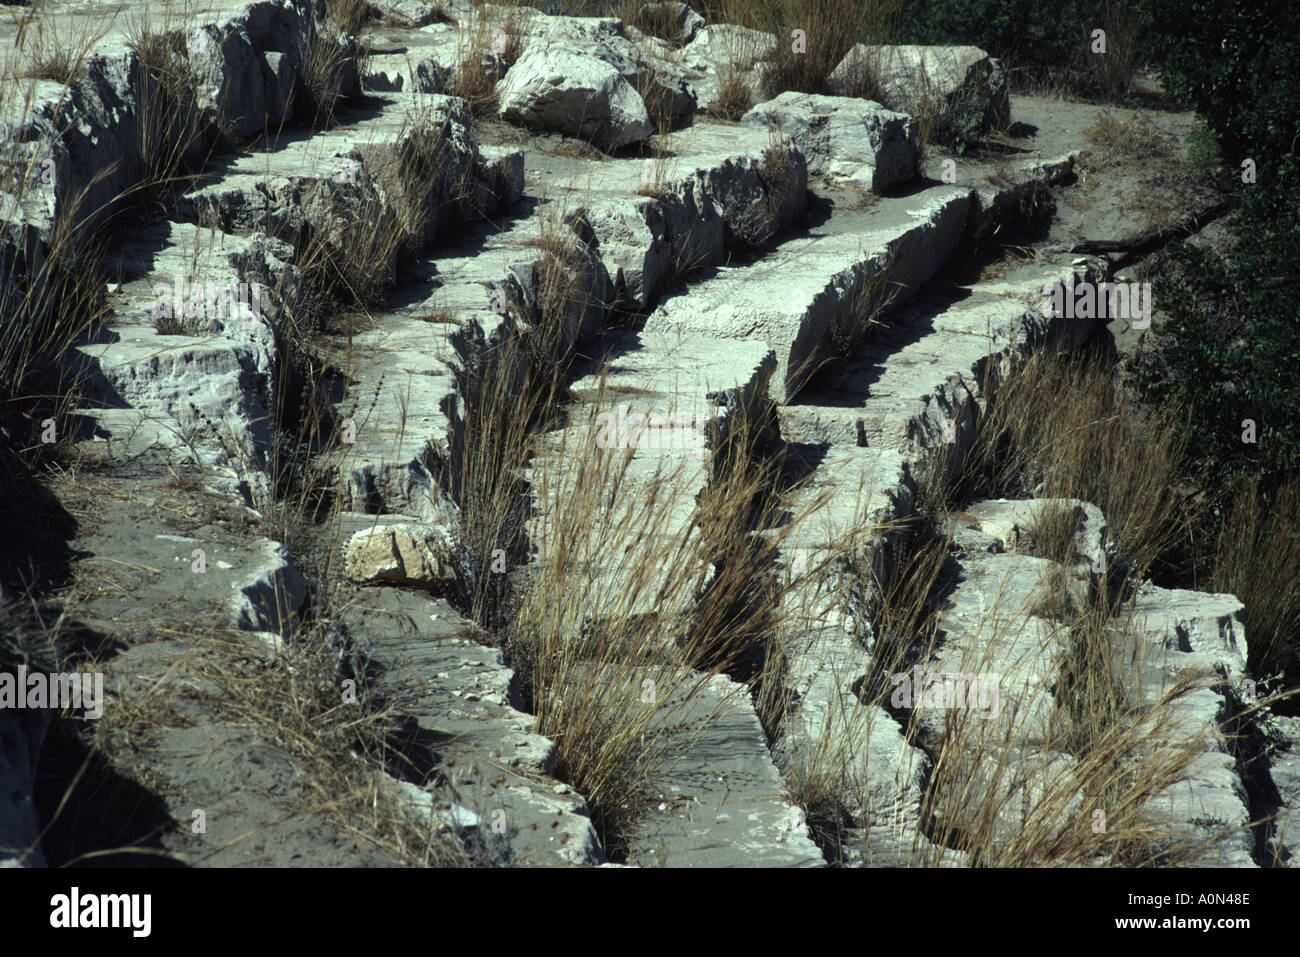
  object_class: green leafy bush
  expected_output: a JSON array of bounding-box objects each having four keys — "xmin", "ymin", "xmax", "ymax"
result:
[
  {"xmin": 1131, "ymin": 0, "xmax": 1300, "ymax": 489},
  {"xmin": 899, "ymin": 0, "xmax": 1096, "ymax": 78},
  {"xmin": 1130, "ymin": 0, "xmax": 1300, "ymax": 704}
]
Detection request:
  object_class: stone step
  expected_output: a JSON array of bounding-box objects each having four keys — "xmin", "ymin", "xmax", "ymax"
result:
[
  {"xmin": 182, "ymin": 92, "xmax": 524, "ymax": 253},
  {"xmin": 1112, "ymin": 582, "xmax": 1256, "ymax": 866},
  {"xmin": 865, "ymin": 510, "xmax": 1086, "ymax": 859},
  {"xmin": 909, "ymin": 552, "xmax": 1071, "ymax": 751},
  {"xmin": 761, "ymin": 261, "xmax": 1108, "ymax": 864},
  {"xmin": 64, "ymin": 220, "xmax": 290, "ymax": 493},
  {"xmin": 952, "ymin": 498, "xmax": 1109, "ymax": 573},
  {"xmin": 526, "ymin": 330, "xmax": 776, "ymax": 620},
  {"xmin": 0, "ymin": 0, "xmax": 335, "ymax": 247},
  {"xmin": 627, "ymin": 670, "xmax": 824, "ymax": 867},
  {"xmin": 328, "ymin": 558, "xmax": 606, "ymax": 867},
  {"xmin": 329, "ymin": 119, "xmax": 808, "ymax": 521},
  {"xmin": 777, "ymin": 626, "xmax": 935, "ymax": 837},
  {"xmin": 642, "ymin": 187, "xmax": 972, "ymax": 403},
  {"xmin": 788, "ymin": 260, "xmax": 1100, "ymax": 483},
  {"xmin": 1262, "ymin": 716, "xmax": 1300, "ymax": 867}
]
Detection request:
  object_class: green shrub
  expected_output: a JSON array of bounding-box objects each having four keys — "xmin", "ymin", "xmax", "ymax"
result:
[
  {"xmin": 899, "ymin": 0, "xmax": 1094, "ymax": 77},
  {"xmin": 1129, "ymin": 0, "xmax": 1300, "ymax": 703},
  {"xmin": 1131, "ymin": 0, "xmax": 1300, "ymax": 490}
]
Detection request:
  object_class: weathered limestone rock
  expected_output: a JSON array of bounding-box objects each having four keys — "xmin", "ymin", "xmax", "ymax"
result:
[
  {"xmin": 831, "ymin": 44, "xmax": 1010, "ymax": 134},
  {"xmin": 643, "ymin": 188, "xmax": 970, "ymax": 402},
  {"xmin": 187, "ymin": 21, "xmax": 270, "ymax": 141},
  {"xmin": 530, "ymin": 332, "xmax": 776, "ymax": 620},
  {"xmin": 1127, "ymin": 585, "xmax": 1249, "ymax": 682},
  {"xmin": 261, "ymin": 50, "xmax": 299, "ymax": 120},
  {"xmin": 628, "ymin": 2, "xmax": 707, "ymax": 47},
  {"xmin": 233, "ymin": 540, "xmax": 308, "ymax": 635},
  {"xmin": 366, "ymin": 0, "xmax": 456, "ymax": 28},
  {"xmin": 962, "ymin": 498, "xmax": 1109, "ymax": 571},
  {"xmin": 342, "ymin": 583, "xmax": 608, "ymax": 866},
  {"xmin": 580, "ymin": 128, "xmax": 807, "ymax": 310},
  {"xmin": 676, "ymin": 24, "xmax": 776, "ymax": 115},
  {"xmin": 583, "ymin": 198, "xmax": 673, "ymax": 310},
  {"xmin": 478, "ymin": 145, "xmax": 526, "ymax": 208},
  {"xmin": 911, "ymin": 553, "xmax": 1074, "ymax": 749},
  {"xmin": 629, "ymin": 670, "xmax": 825, "ymax": 867},
  {"xmin": 498, "ymin": 47, "xmax": 653, "ymax": 149},
  {"xmin": 343, "ymin": 522, "xmax": 460, "ymax": 590},
  {"xmin": 1263, "ymin": 716, "xmax": 1300, "ymax": 867},
  {"xmin": 1108, "ymin": 583, "xmax": 1257, "ymax": 865},
  {"xmin": 743, "ymin": 92, "xmax": 918, "ymax": 193},
  {"xmin": 780, "ymin": 626, "xmax": 931, "ymax": 829}
]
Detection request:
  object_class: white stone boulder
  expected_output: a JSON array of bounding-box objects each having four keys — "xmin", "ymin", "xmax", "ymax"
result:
[
  {"xmin": 831, "ymin": 44, "xmax": 1010, "ymax": 135},
  {"xmin": 627, "ymin": 2, "xmax": 706, "ymax": 46},
  {"xmin": 742, "ymin": 92, "xmax": 918, "ymax": 193},
  {"xmin": 497, "ymin": 47, "xmax": 653, "ymax": 150},
  {"xmin": 677, "ymin": 23, "xmax": 777, "ymax": 116}
]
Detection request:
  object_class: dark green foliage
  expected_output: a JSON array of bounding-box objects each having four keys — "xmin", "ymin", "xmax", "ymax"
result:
[
  {"xmin": 1130, "ymin": 0, "xmax": 1300, "ymax": 490},
  {"xmin": 898, "ymin": 0, "xmax": 1097, "ymax": 79}
]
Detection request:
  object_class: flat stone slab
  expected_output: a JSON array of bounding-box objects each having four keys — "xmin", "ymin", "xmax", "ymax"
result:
[
  {"xmin": 337, "ymin": 584, "xmax": 605, "ymax": 866},
  {"xmin": 331, "ymin": 316, "xmax": 463, "ymax": 522},
  {"xmin": 899, "ymin": 552, "xmax": 1072, "ymax": 751},
  {"xmin": 528, "ymin": 331, "xmax": 776, "ymax": 619},
  {"xmin": 1126, "ymin": 583, "xmax": 1249, "ymax": 682},
  {"xmin": 642, "ymin": 188, "xmax": 971, "ymax": 402},
  {"xmin": 961, "ymin": 498, "xmax": 1108, "ymax": 568},
  {"xmin": 628, "ymin": 671, "xmax": 824, "ymax": 867},
  {"xmin": 1109, "ymin": 588, "xmax": 1257, "ymax": 866},
  {"xmin": 67, "ymin": 220, "xmax": 283, "ymax": 475},
  {"xmin": 779, "ymin": 627, "xmax": 931, "ymax": 829},
  {"xmin": 796, "ymin": 261, "xmax": 1097, "ymax": 454}
]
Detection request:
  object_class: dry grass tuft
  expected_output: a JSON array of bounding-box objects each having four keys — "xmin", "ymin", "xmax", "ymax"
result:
[
  {"xmin": 0, "ymin": 167, "xmax": 114, "ymax": 438},
  {"xmin": 128, "ymin": 19, "xmax": 207, "ymax": 195},
  {"xmin": 962, "ymin": 347, "xmax": 1192, "ymax": 578},
  {"xmin": 1025, "ymin": 500, "xmax": 1084, "ymax": 567},
  {"xmin": 176, "ymin": 626, "xmax": 472, "ymax": 866},
  {"xmin": 850, "ymin": 520, "xmax": 1241, "ymax": 866},
  {"xmin": 1084, "ymin": 111, "xmax": 1162, "ymax": 157},
  {"xmin": 13, "ymin": 11, "xmax": 114, "ymax": 85},
  {"xmin": 1086, "ymin": 0, "xmax": 1145, "ymax": 101},
  {"xmin": 323, "ymin": 0, "xmax": 374, "ymax": 35},
  {"xmin": 714, "ymin": 64, "xmax": 752, "ymax": 120},
  {"xmin": 288, "ymin": 106, "xmax": 456, "ymax": 324},
  {"xmin": 298, "ymin": 17, "xmax": 358, "ymax": 128},
  {"xmin": 454, "ymin": 7, "xmax": 529, "ymax": 119},
  {"xmin": 1212, "ymin": 475, "xmax": 1300, "ymax": 695},
  {"xmin": 757, "ymin": 0, "xmax": 865, "ymax": 95},
  {"xmin": 704, "ymin": 0, "xmax": 902, "ymax": 101}
]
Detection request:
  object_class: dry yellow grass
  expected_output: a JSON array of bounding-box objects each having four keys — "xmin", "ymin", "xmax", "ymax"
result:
[
  {"xmin": 1213, "ymin": 475, "xmax": 1300, "ymax": 696},
  {"xmin": 503, "ymin": 370, "xmax": 879, "ymax": 851},
  {"xmin": 963, "ymin": 347, "xmax": 1193, "ymax": 578}
]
